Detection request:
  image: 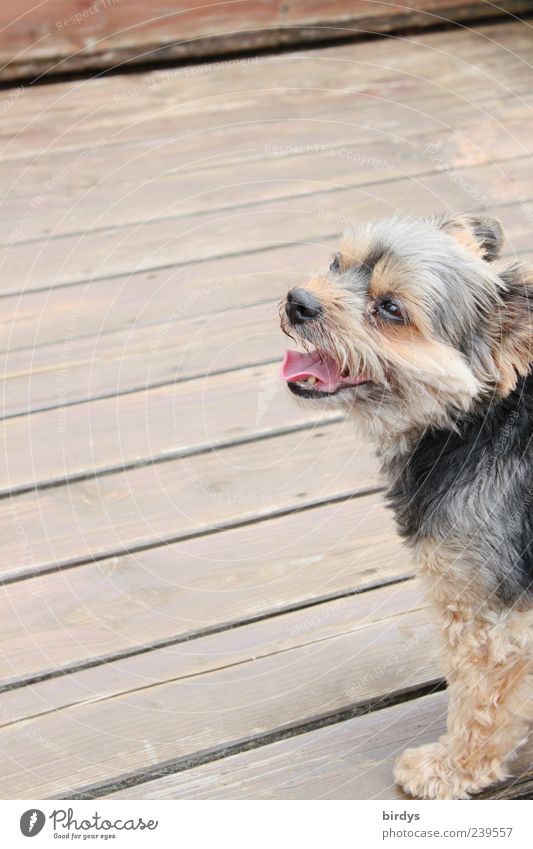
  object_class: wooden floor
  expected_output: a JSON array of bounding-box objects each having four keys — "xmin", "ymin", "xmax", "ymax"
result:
[{"xmin": 1, "ymin": 19, "xmax": 533, "ymax": 800}]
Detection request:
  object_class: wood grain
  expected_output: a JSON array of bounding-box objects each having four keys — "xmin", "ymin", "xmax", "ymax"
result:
[
  {"xmin": 0, "ymin": 241, "xmax": 328, "ymax": 354},
  {"xmin": 2, "ymin": 159, "xmax": 533, "ymax": 297},
  {"xmin": 105, "ymin": 691, "xmax": 533, "ymax": 800},
  {"xmin": 106, "ymin": 691, "xmax": 449, "ymax": 800},
  {"xmin": 0, "ymin": 363, "xmax": 340, "ymax": 495},
  {"xmin": 2, "ymin": 82, "xmax": 528, "ymax": 196},
  {"xmin": 0, "ymin": 419, "xmax": 380, "ymax": 580},
  {"xmin": 3, "ymin": 117, "xmax": 532, "ymax": 243},
  {"xmin": 0, "ymin": 579, "xmax": 436, "ymax": 799},
  {"xmin": 1, "ymin": 21, "xmax": 532, "ymax": 173},
  {"xmin": 0, "ymin": 491, "xmax": 409, "ymax": 686},
  {"xmin": 1, "ymin": 299, "xmax": 288, "ymax": 416},
  {"xmin": 0, "ymin": 3, "xmax": 529, "ymax": 81}
]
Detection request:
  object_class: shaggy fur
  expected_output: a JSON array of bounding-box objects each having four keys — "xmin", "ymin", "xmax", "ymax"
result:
[{"xmin": 280, "ymin": 213, "xmax": 533, "ymax": 799}]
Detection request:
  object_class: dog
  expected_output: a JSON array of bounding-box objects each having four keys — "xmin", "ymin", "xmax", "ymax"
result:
[{"xmin": 280, "ymin": 213, "xmax": 533, "ymax": 799}]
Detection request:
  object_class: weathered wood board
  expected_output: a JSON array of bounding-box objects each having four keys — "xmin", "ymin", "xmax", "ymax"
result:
[
  {"xmin": 1, "ymin": 1, "xmax": 530, "ymax": 81},
  {"xmin": 107, "ymin": 692, "xmax": 533, "ymax": 800}
]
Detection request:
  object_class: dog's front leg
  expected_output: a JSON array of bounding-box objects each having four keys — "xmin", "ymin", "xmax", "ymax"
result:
[{"xmin": 395, "ymin": 586, "xmax": 532, "ymax": 799}]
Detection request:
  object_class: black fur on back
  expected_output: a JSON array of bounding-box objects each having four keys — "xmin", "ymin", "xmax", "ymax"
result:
[{"xmin": 386, "ymin": 373, "xmax": 533, "ymax": 605}]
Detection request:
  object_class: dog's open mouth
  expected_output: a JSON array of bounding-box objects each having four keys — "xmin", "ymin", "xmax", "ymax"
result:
[{"xmin": 281, "ymin": 349, "xmax": 370, "ymax": 396}]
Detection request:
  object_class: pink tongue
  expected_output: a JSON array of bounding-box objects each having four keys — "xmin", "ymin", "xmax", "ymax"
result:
[
  {"xmin": 281, "ymin": 350, "xmax": 369, "ymax": 391},
  {"xmin": 280, "ymin": 350, "xmax": 344, "ymax": 392}
]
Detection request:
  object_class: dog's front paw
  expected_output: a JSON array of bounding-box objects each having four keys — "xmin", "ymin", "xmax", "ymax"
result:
[{"xmin": 394, "ymin": 742, "xmax": 469, "ymax": 800}]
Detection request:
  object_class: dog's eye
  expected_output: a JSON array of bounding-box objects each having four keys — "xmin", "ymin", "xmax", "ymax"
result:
[
  {"xmin": 329, "ymin": 253, "xmax": 341, "ymax": 273},
  {"xmin": 377, "ymin": 298, "xmax": 404, "ymax": 322}
]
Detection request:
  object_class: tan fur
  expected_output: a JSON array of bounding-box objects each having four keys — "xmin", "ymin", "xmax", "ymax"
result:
[
  {"xmin": 441, "ymin": 214, "xmax": 503, "ymax": 262},
  {"xmin": 368, "ymin": 257, "xmax": 411, "ymax": 299},
  {"xmin": 338, "ymin": 231, "xmax": 371, "ymax": 266},
  {"xmin": 394, "ymin": 542, "xmax": 533, "ymax": 799},
  {"xmin": 493, "ymin": 263, "xmax": 533, "ymax": 395},
  {"xmin": 443, "ymin": 217, "xmax": 487, "ymax": 259}
]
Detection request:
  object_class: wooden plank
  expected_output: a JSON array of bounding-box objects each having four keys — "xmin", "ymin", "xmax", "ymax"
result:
[
  {"xmin": 0, "ymin": 241, "xmax": 328, "ymax": 353},
  {"xmin": 1, "ymin": 20, "xmax": 531, "ymax": 162},
  {"xmin": 1, "ymin": 76, "xmax": 516, "ymax": 175},
  {"xmin": 1, "ymin": 53, "xmax": 495, "ymax": 152},
  {"xmin": 0, "ymin": 128, "xmax": 501, "ymax": 244},
  {"xmin": 0, "ymin": 299, "xmax": 289, "ymax": 417},
  {"xmin": 0, "ymin": 566, "xmax": 421, "ymax": 729},
  {"xmin": 2, "ymin": 158, "xmax": 533, "ymax": 297},
  {"xmin": 105, "ymin": 691, "xmax": 533, "ymax": 800},
  {"xmin": 0, "ymin": 491, "xmax": 409, "ymax": 687},
  {"xmin": 0, "ymin": 579, "xmax": 436, "ymax": 799},
  {"xmin": 3, "ymin": 16, "xmax": 530, "ymax": 113},
  {"xmin": 0, "ymin": 419, "xmax": 380, "ymax": 580},
  {"xmin": 0, "ymin": 363, "xmax": 340, "ymax": 495},
  {"xmin": 106, "ymin": 691, "xmax": 449, "ymax": 800},
  {"xmin": 0, "ymin": 4, "xmax": 529, "ymax": 82},
  {"xmin": 3, "ymin": 106, "xmax": 533, "ymax": 242},
  {"xmin": 2, "ymin": 82, "xmax": 528, "ymax": 197}
]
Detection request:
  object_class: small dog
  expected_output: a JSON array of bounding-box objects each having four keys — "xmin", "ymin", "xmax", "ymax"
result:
[{"xmin": 280, "ymin": 214, "xmax": 533, "ymax": 799}]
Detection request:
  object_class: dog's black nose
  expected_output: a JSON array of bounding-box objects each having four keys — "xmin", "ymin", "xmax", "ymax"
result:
[{"xmin": 285, "ymin": 288, "xmax": 321, "ymax": 324}]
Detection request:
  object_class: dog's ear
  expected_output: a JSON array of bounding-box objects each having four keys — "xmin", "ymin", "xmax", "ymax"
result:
[
  {"xmin": 438, "ymin": 214, "xmax": 504, "ymax": 262},
  {"xmin": 493, "ymin": 262, "xmax": 533, "ymax": 394}
]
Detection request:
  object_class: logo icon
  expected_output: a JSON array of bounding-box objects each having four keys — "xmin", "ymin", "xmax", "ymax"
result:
[{"xmin": 20, "ymin": 810, "xmax": 45, "ymax": 837}]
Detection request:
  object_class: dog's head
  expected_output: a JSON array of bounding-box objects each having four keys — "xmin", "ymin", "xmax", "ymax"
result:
[{"xmin": 280, "ymin": 214, "xmax": 533, "ymax": 446}]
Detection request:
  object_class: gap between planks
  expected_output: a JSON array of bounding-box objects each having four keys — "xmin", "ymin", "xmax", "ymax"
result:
[
  {"xmin": 0, "ymin": 487, "xmax": 384, "ymax": 585},
  {"xmin": 5, "ymin": 148, "xmax": 533, "ymax": 249},
  {"xmin": 0, "ymin": 402, "xmax": 383, "ymax": 581},
  {"xmin": 3, "ymin": 161, "xmax": 533, "ymax": 298},
  {"xmin": 0, "ymin": 489, "xmax": 410, "ymax": 688},
  {"xmin": 0, "ymin": 578, "xmax": 440, "ymax": 798},
  {"xmin": 67, "ymin": 681, "xmax": 447, "ymax": 801},
  {"xmin": 1, "ymin": 20, "xmax": 529, "ymax": 154},
  {"xmin": 0, "ymin": 416, "xmax": 343, "ymax": 499},
  {"xmin": 0, "ymin": 574, "xmax": 414, "ymax": 695},
  {"xmin": 103, "ymin": 689, "xmax": 533, "ymax": 801},
  {"xmin": 1, "ymin": 208, "xmax": 533, "ymax": 422}
]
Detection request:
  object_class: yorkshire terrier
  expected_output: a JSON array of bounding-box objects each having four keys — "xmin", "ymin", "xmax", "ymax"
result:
[{"xmin": 280, "ymin": 214, "xmax": 533, "ymax": 799}]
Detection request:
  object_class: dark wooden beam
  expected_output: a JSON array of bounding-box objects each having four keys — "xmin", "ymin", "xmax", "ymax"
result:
[{"xmin": 1, "ymin": 0, "xmax": 532, "ymax": 82}]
